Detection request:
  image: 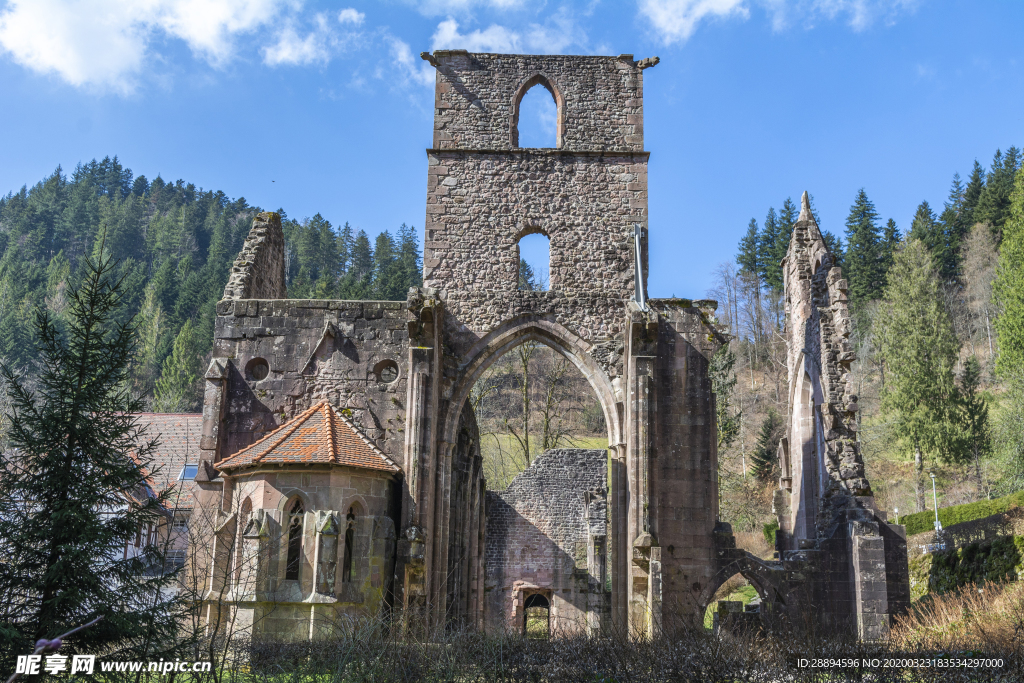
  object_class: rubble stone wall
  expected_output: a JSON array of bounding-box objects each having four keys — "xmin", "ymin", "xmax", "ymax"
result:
[
  {"xmin": 485, "ymin": 449, "xmax": 608, "ymax": 633},
  {"xmin": 222, "ymin": 211, "xmax": 287, "ymax": 301},
  {"xmin": 428, "ymin": 51, "xmax": 646, "ymax": 152},
  {"xmin": 211, "ymin": 299, "xmax": 412, "ymax": 464}
]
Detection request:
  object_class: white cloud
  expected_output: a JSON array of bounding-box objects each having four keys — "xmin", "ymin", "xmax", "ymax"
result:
[
  {"xmin": 0, "ymin": 0, "xmax": 291, "ymax": 93},
  {"xmin": 638, "ymin": 0, "xmax": 748, "ymax": 44},
  {"xmin": 432, "ymin": 18, "xmax": 522, "ymax": 52},
  {"xmin": 386, "ymin": 36, "xmax": 436, "ymax": 88},
  {"xmin": 410, "ymin": 0, "xmax": 528, "ymax": 18},
  {"xmin": 431, "ymin": 10, "xmax": 585, "ymax": 54},
  {"xmin": 639, "ymin": 0, "xmax": 921, "ymax": 44},
  {"xmin": 338, "ymin": 8, "xmax": 365, "ymax": 25},
  {"xmin": 262, "ymin": 11, "xmax": 365, "ymax": 67}
]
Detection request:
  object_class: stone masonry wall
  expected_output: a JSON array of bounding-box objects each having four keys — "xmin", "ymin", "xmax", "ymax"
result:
[
  {"xmin": 222, "ymin": 212, "xmax": 287, "ymax": 301},
  {"xmin": 428, "ymin": 51, "xmax": 647, "ymax": 152},
  {"xmin": 211, "ymin": 299, "xmax": 411, "ymax": 464},
  {"xmin": 485, "ymin": 449, "xmax": 608, "ymax": 633}
]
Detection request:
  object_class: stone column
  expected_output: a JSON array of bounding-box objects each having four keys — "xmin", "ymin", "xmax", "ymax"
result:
[
  {"xmin": 400, "ymin": 345, "xmax": 434, "ymax": 618},
  {"xmin": 610, "ymin": 442, "xmax": 628, "ymax": 631}
]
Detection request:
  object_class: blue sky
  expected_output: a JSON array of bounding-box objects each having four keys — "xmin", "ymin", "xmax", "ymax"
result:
[{"xmin": 0, "ymin": 0, "xmax": 1021, "ymax": 298}]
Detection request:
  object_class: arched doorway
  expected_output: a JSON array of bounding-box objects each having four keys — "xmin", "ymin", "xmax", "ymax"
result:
[{"xmin": 523, "ymin": 593, "xmax": 550, "ymax": 638}]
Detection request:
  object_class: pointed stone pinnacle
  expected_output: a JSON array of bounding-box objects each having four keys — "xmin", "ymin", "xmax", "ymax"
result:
[{"xmin": 799, "ymin": 191, "xmax": 812, "ymax": 222}]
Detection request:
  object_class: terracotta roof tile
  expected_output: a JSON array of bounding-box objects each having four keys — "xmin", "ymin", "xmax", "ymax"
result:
[{"xmin": 216, "ymin": 402, "xmax": 401, "ymax": 474}]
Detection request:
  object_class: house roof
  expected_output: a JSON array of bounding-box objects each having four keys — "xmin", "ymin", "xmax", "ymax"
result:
[
  {"xmin": 134, "ymin": 413, "xmax": 204, "ymax": 511},
  {"xmin": 215, "ymin": 402, "xmax": 401, "ymax": 474}
]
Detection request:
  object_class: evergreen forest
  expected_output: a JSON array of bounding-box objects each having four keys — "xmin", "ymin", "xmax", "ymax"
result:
[
  {"xmin": 0, "ymin": 157, "xmax": 422, "ymax": 413},
  {"xmin": 711, "ymin": 145, "xmax": 1024, "ymax": 546}
]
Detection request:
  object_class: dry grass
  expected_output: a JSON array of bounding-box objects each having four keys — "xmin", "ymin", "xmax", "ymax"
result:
[{"xmin": 892, "ymin": 579, "xmax": 1024, "ymax": 652}]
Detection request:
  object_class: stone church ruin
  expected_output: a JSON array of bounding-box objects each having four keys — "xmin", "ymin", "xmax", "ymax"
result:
[{"xmin": 193, "ymin": 50, "xmax": 909, "ymax": 641}]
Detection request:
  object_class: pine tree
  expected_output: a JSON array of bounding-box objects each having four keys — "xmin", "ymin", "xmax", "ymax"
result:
[
  {"xmin": 153, "ymin": 318, "xmax": 202, "ymax": 412},
  {"xmin": 750, "ymin": 410, "xmax": 784, "ymax": 483},
  {"xmin": 0, "ymin": 250, "xmax": 183, "ymax": 666},
  {"xmin": 873, "ymin": 240, "xmax": 961, "ymax": 511},
  {"xmin": 822, "ymin": 231, "xmax": 844, "ymax": 270},
  {"xmin": 396, "ymin": 224, "xmax": 422, "ymax": 293},
  {"xmin": 737, "ymin": 219, "xmax": 760, "ymax": 277},
  {"xmin": 977, "ymin": 147, "xmax": 1022, "ymax": 239},
  {"xmin": 519, "ymin": 258, "xmax": 539, "ymax": 291},
  {"xmin": 957, "ymin": 356, "xmax": 991, "ymax": 498},
  {"xmin": 371, "ymin": 231, "xmax": 402, "ymax": 300},
  {"xmin": 879, "ymin": 219, "xmax": 901, "ymax": 276},
  {"xmin": 844, "ymin": 189, "xmax": 885, "ymax": 303},
  {"xmin": 994, "ymin": 164, "xmax": 1024, "ymax": 375},
  {"xmin": 776, "ymin": 197, "xmax": 798, "ymax": 265},
  {"xmin": 963, "ymin": 161, "xmax": 986, "ymax": 227},
  {"xmin": 759, "ymin": 208, "xmax": 782, "ymax": 290},
  {"xmin": 908, "ymin": 200, "xmax": 944, "ymax": 272}
]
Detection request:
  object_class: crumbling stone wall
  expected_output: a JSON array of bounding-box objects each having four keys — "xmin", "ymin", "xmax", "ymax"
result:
[
  {"xmin": 485, "ymin": 449, "xmax": 608, "ymax": 634},
  {"xmin": 770, "ymin": 193, "xmax": 909, "ymax": 640},
  {"xmin": 222, "ymin": 211, "xmax": 287, "ymax": 300}
]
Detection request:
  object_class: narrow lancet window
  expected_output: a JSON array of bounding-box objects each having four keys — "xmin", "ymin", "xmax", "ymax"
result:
[
  {"xmin": 285, "ymin": 498, "xmax": 304, "ymax": 581},
  {"xmin": 342, "ymin": 507, "xmax": 355, "ymax": 583}
]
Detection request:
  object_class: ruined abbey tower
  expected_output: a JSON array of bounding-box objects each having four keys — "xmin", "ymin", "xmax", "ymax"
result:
[{"xmin": 192, "ymin": 51, "xmax": 909, "ymax": 641}]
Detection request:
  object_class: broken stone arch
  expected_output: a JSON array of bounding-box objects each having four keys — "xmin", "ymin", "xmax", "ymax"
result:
[
  {"xmin": 441, "ymin": 316, "xmax": 623, "ymax": 449},
  {"xmin": 697, "ymin": 554, "xmax": 788, "ymax": 614}
]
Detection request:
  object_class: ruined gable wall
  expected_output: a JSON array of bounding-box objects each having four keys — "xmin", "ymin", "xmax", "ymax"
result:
[
  {"xmin": 429, "ymin": 52, "xmax": 645, "ymax": 152},
  {"xmin": 485, "ymin": 449, "xmax": 607, "ymax": 632},
  {"xmin": 222, "ymin": 212, "xmax": 287, "ymax": 300},
  {"xmin": 210, "ymin": 300, "xmax": 411, "ymax": 464}
]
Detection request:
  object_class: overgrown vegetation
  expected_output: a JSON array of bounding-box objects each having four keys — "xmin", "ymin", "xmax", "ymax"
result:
[{"xmin": 901, "ymin": 490, "xmax": 1024, "ymax": 536}]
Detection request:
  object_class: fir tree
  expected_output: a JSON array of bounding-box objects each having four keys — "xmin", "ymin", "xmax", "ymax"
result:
[
  {"xmin": 977, "ymin": 147, "xmax": 1022, "ymax": 238},
  {"xmin": 759, "ymin": 208, "xmax": 782, "ymax": 290},
  {"xmin": 994, "ymin": 164, "xmax": 1024, "ymax": 375},
  {"xmin": 750, "ymin": 410, "xmax": 784, "ymax": 483},
  {"xmin": 737, "ymin": 219, "xmax": 760, "ymax": 277},
  {"xmin": 844, "ymin": 189, "xmax": 885, "ymax": 303},
  {"xmin": 879, "ymin": 219, "xmax": 901, "ymax": 275},
  {"xmin": 956, "ymin": 355, "xmax": 991, "ymax": 498},
  {"xmin": 153, "ymin": 318, "xmax": 202, "ymax": 413},
  {"xmin": 822, "ymin": 230, "xmax": 844, "ymax": 270},
  {"xmin": 963, "ymin": 160, "xmax": 986, "ymax": 227},
  {"xmin": 873, "ymin": 240, "xmax": 961, "ymax": 511},
  {"xmin": 0, "ymin": 250, "xmax": 183, "ymax": 667},
  {"xmin": 908, "ymin": 200, "xmax": 944, "ymax": 272}
]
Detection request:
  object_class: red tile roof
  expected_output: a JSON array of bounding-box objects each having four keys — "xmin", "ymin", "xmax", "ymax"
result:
[
  {"xmin": 216, "ymin": 402, "xmax": 401, "ymax": 474},
  {"xmin": 133, "ymin": 413, "xmax": 204, "ymax": 510}
]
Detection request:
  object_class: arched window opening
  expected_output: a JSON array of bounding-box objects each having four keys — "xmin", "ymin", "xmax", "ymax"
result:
[
  {"xmin": 512, "ymin": 77, "xmax": 561, "ymax": 149},
  {"xmin": 234, "ymin": 498, "xmax": 253, "ymax": 586},
  {"xmin": 285, "ymin": 498, "xmax": 304, "ymax": 581},
  {"xmin": 704, "ymin": 573, "xmax": 764, "ymax": 633},
  {"xmin": 517, "ymin": 232, "xmax": 550, "ymax": 291},
  {"xmin": 342, "ymin": 507, "xmax": 355, "ymax": 583},
  {"xmin": 523, "ymin": 593, "xmax": 550, "ymax": 638},
  {"xmin": 471, "ymin": 338, "xmax": 607, "ymax": 488}
]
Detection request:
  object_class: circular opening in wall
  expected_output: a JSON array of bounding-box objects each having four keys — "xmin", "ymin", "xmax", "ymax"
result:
[
  {"xmin": 373, "ymin": 359, "xmax": 399, "ymax": 384},
  {"xmin": 246, "ymin": 358, "xmax": 270, "ymax": 381}
]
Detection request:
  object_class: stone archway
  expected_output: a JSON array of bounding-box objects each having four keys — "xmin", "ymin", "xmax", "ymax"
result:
[
  {"xmin": 697, "ymin": 552, "xmax": 788, "ymax": 615},
  {"xmin": 441, "ymin": 314, "xmax": 623, "ymax": 450}
]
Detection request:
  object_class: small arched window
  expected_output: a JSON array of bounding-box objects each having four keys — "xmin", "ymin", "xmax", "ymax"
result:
[
  {"xmin": 342, "ymin": 507, "xmax": 355, "ymax": 583},
  {"xmin": 285, "ymin": 498, "xmax": 304, "ymax": 581},
  {"xmin": 512, "ymin": 75, "xmax": 563, "ymax": 149},
  {"xmin": 517, "ymin": 231, "xmax": 550, "ymax": 291}
]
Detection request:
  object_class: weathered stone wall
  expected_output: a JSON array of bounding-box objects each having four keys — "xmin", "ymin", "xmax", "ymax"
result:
[
  {"xmin": 427, "ymin": 51, "xmax": 646, "ymax": 152},
  {"xmin": 209, "ymin": 299, "xmax": 411, "ymax": 463},
  {"xmin": 484, "ymin": 449, "xmax": 608, "ymax": 634},
  {"xmin": 222, "ymin": 211, "xmax": 287, "ymax": 301},
  {"xmin": 649, "ymin": 301, "xmax": 722, "ymax": 619},
  {"xmin": 773, "ymin": 193, "xmax": 910, "ymax": 640}
]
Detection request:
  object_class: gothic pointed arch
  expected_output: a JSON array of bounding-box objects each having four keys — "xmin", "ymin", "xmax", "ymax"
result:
[{"xmin": 510, "ymin": 73, "xmax": 565, "ymax": 149}]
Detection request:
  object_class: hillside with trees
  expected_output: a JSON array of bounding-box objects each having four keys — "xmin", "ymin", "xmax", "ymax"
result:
[
  {"xmin": 0, "ymin": 157, "xmax": 422, "ymax": 413},
  {"xmin": 710, "ymin": 146, "xmax": 1024, "ymax": 539}
]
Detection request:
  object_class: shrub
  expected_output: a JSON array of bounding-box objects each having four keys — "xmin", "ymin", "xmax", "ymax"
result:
[{"xmin": 901, "ymin": 489, "xmax": 1024, "ymax": 535}]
